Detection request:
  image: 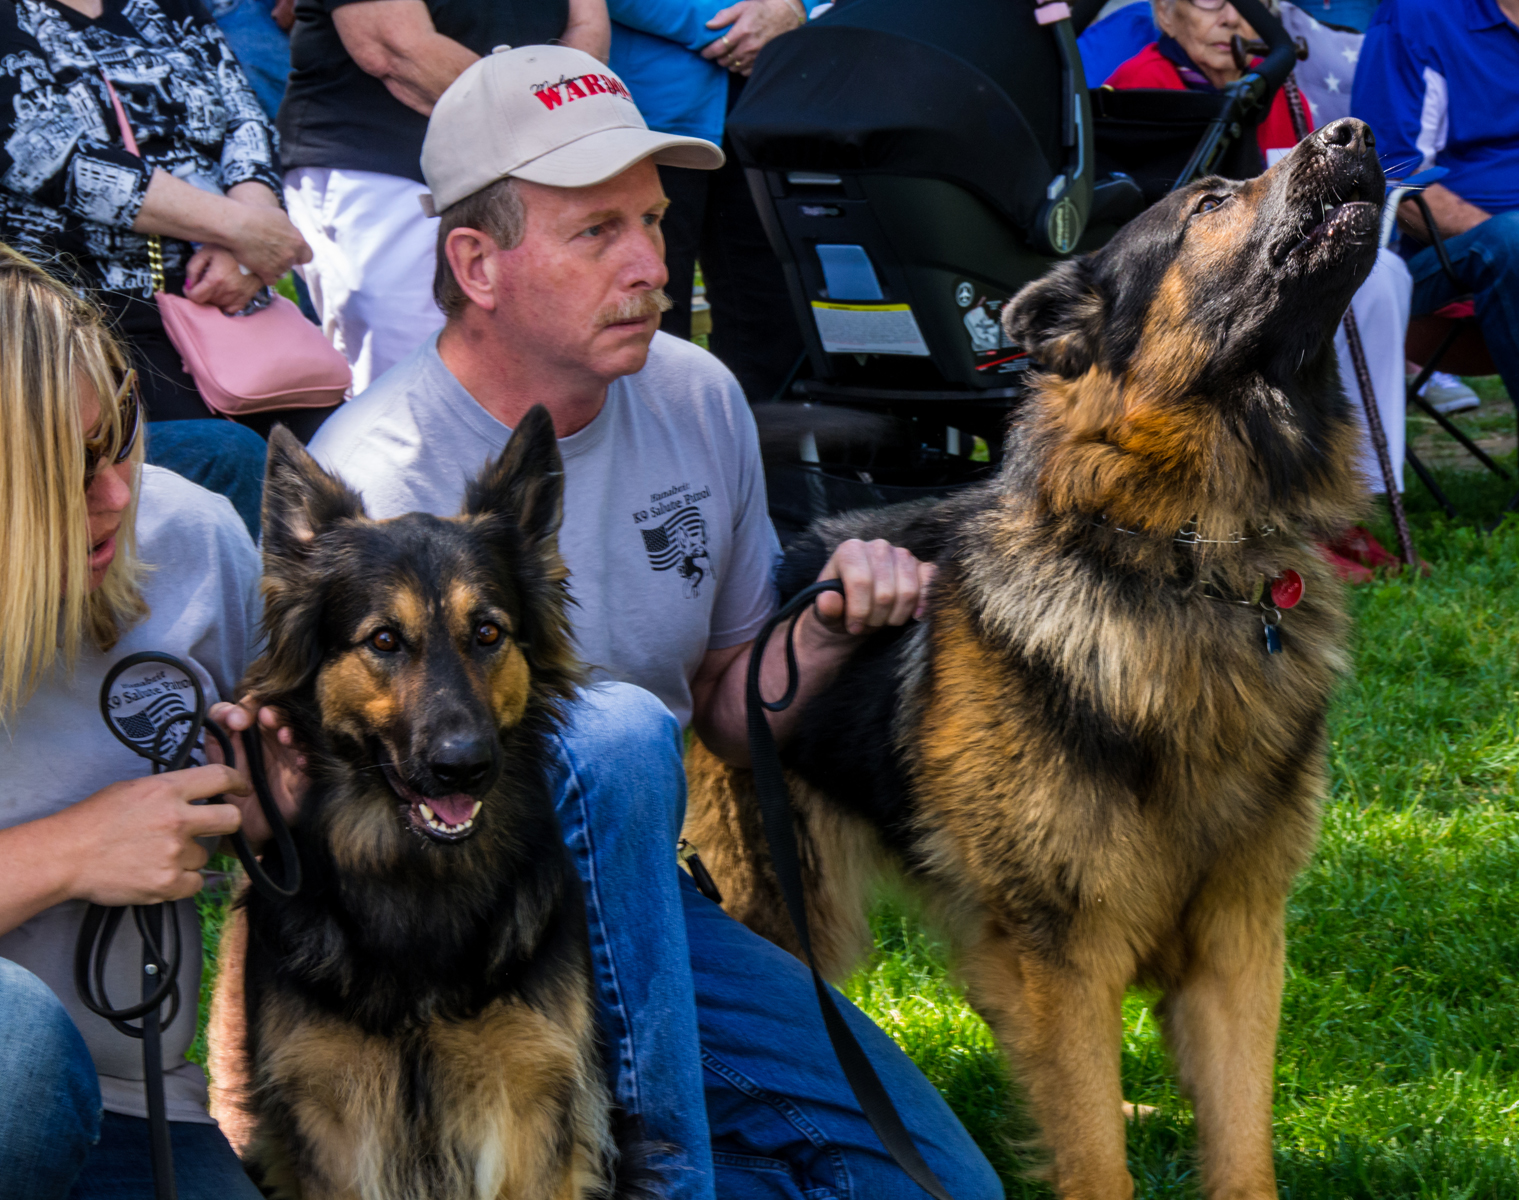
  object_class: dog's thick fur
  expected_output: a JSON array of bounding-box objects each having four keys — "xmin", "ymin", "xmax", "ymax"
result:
[
  {"xmin": 684, "ymin": 121, "xmax": 1385, "ymax": 1199},
  {"xmin": 237, "ymin": 412, "xmax": 642, "ymax": 1200}
]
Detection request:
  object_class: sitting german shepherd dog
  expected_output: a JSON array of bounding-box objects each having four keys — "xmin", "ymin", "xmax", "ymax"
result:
[
  {"xmin": 685, "ymin": 120, "xmax": 1384, "ymax": 1199},
  {"xmin": 236, "ymin": 411, "xmax": 647, "ymax": 1199}
]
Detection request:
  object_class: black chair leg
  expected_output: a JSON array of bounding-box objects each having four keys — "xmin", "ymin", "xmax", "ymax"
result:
[
  {"xmin": 1407, "ymin": 387, "xmax": 1512, "ymax": 480},
  {"xmin": 1405, "ymin": 446, "xmax": 1457, "ymax": 519}
]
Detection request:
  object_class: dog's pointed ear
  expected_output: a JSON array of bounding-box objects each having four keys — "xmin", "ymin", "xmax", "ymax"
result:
[
  {"xmin": 463, "ymin": 404, "xmax": 564, "ymax": 545},
  {"xmin": 1002, "ymin": 257, "xmax": 1105, "ymax": 377},
  {"xmin": 261, "ymin": 425, "xmax": 366, "ymax": 563}
]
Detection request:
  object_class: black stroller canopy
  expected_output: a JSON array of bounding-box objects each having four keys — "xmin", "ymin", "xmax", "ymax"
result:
[{"xmin": 728, "ymin": 0, "xmax": 1069, "ymax": 238}]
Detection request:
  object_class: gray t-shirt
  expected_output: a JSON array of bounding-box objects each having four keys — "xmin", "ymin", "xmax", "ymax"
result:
[
  {"xmin": 309, "ymin": 332, "xmax": 781, "ymax": 727},
  {"xmin": 0, "ymin": 467, "xmax": 262, "ymax": 1123}
]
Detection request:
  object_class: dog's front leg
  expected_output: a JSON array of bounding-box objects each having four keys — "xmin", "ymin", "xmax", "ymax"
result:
[
  {"xmin": 1161, "ymin": 874, "xmax": 1287, "ymax": 1200},
  {"xmin": 961, "ymin": 919, "xmax": 1133, "ymax": 1200}
]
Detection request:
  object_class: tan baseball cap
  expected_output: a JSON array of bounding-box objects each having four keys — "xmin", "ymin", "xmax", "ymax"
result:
[{"xmin": 420, "ymin": 45, "xmax": 725, "ymax": 215}]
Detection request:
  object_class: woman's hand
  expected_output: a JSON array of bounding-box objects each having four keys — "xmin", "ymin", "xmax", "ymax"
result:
[
  {"xmin": 184, "ymin": 244, "xmax": 264, "ymax": 313},
  {"xmin": 224, "ymin": 202, "xmax": 312, "ymax": 286},
  {"xmin": 208, "ymin": 698, "xmax": 309, "ymax": 849},
  {"xmin": 703, "ymin": 0, "xmax": 804, "ymax": 76},
  {"xmin": 135, "ymin": 171, "xmax": 311, "ymax": 286},
  {"xmin": 54, "ymin": 765, "xmax": 249, "ymax": 907}
]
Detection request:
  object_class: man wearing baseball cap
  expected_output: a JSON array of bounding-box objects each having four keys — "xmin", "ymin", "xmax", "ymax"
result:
[{"xmin": 298, "ymin": 46, "xmax": 1001, "ymax": 1200}]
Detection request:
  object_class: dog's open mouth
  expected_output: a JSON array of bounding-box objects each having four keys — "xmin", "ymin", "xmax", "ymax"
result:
[
  {"xmin": 382, "ymin": 764, "xmax": 482, "ymax": 842},
  {"xmin": 1279, "ymin": 188, "xmax": 1377, "ymax": 266}
]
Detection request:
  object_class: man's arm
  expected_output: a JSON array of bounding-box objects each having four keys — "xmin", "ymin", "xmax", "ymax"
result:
[
  {"xmin": 332, "ymin": 0, "xmax": 479, "ymax": 116},
  {"xmin": 562, "ymin": 0, "xmax": 611, "ymax": 62},
  {"xmin": 691, "ymin": 539, "xmax": 933, "ymax": 766},
  {"xmin": 1398, "ymin": 181, "xmax": 1492, "ymax": 243}
]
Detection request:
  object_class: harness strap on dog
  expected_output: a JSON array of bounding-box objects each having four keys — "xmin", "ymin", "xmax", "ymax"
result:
[
  {"xmin": 75, "ymin": 652, "xmax": 302, "ymax": 1200},
  {"xmin": 746, "ymin": 581, "xmax": 959, "ymax": 1200}
]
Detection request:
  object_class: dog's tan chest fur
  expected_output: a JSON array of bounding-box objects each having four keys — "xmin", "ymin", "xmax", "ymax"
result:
[{"xmin": 248, "ymin": 971, "xmax": 609, "ymax": 1200}]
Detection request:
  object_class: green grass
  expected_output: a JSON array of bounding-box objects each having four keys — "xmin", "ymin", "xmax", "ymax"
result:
[
  {"xmin": 195, "ymin": 382, "xmax": 1519, "ymax": 1196},
  {"xmin": 843, "ymin": 394, "xmax": 1519, "ymax": 1197}
]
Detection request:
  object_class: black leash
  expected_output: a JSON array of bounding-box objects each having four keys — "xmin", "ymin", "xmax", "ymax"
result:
[
  {"xmin": 746, "ymin": 581, "xmax": 958, "ymax": 1200},
  {"xmin": 76, "ymin": 652, "xmax": 300, "ymax": 1200}
]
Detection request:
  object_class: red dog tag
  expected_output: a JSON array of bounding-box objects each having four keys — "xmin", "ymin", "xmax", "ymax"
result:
[{"xmin": 1270, "ymin": 569, "xmax": 1303, "ymax": 609}]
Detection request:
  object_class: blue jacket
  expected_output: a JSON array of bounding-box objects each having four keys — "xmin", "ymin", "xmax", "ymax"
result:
[
  {"xmin": 1352, "ymin": 0, "xmax": 1519, "ymax": 212},
  {"xmin": 609, "ymin": 0, "xmax": 730, "ymax": 143}
]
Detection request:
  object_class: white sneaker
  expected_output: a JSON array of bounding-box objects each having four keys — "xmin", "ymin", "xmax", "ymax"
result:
[{"xmin": 1415, "ymin": 371, "xmax": 1481, "ymax": 415}]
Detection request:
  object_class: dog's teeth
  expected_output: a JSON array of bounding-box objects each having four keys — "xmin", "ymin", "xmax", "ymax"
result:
[
  {"xmin": 470, "ymin": 801, "xmax": 483, "ymax": 819},
  {"xmin": 420, "ymin": 803, "xmax": 436, "ymax": 823}
]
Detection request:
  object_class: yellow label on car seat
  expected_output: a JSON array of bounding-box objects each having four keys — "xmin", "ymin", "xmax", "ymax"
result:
[{"xmin": 810, "ymin": 302, "xmax": 931, "ymax": 357}]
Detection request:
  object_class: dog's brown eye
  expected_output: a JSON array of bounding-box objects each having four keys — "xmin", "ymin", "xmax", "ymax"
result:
[
  {"xmin": 370, "ymin": 629, "xmax": 399, "ymax": 653},
  {"xmin": 476, "ymin": 622, "xmax": 502, "ymax": 647},
  {"xmin": 1194, "ymin": 194, "xmax": 1226, "ymax": 215}
]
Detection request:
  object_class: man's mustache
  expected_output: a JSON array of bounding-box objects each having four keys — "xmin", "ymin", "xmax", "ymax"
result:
[{"xmin": 597, "ymin": 289, "xmax": 674, "ymax": 327}]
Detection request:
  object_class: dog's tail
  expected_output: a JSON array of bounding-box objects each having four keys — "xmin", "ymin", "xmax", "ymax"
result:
[{"xmin": 609, "ymin": 1110, "xmax": 677, "ymax": 1200}]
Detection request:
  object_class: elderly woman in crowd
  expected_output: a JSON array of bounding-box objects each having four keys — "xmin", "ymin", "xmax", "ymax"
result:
[
  {"xmin": 0, "ymin": 0, "xmax": 315, "ymax": 441},
  {"xmin": 1105, "ymin": 0, "xmax": 1415, "ymax": 514},
  {"xmin": 0, "ymin": 244, "xmax": 297, "ymax": 1198}
]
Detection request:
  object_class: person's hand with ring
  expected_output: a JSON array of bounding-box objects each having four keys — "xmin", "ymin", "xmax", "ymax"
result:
[{"xmin": 703, "ymin": 0, "xmax": 806, "ymax": 76}]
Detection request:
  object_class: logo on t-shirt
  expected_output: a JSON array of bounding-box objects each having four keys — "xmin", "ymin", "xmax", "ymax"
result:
[{"xmin": 634, "ymin": 482, "xmax": 714, "ymax": 599}]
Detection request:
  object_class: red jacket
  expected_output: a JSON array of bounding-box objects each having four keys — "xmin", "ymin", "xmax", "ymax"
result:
[{"xmin": 1104, "ymin": 42, "xmax": 1312, "ymax": 156}]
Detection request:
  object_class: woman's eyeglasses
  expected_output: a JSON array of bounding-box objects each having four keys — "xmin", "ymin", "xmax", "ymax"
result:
[{"xmin": 83, "ymin": 368, "xmax": 141, "ymax": 488}]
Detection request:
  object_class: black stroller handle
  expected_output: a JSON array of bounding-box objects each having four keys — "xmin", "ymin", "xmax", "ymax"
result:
[
  {"xmin": 1172, "ymin": 0, "xmax": 1298, "ymax": 190},
  {"xmin": 1029, "ymin": 2, "xmax": 1096, "ymax": 255}
]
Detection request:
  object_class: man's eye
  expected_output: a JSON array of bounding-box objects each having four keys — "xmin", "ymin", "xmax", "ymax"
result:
[
  {"xmin": 643, "ymin": 211, "xmax": 662, "ymax": 227},
  {"xmin": 1194, "ymin": 194, "xmax": 1228, "ymax": 215},
  {"xmin": 580, "ymin": 223, "xmax": 605, "ymax": 238}
]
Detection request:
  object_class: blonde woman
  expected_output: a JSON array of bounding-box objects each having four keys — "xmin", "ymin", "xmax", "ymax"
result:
[{"xmin": 0, "ymin": 245, "xmax": 281, "ymax": 1197}]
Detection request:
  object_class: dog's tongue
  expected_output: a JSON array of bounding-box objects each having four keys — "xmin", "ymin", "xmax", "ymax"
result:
[{"xmin": 427, "ymin": 794, "xmax": 476, "ymax": 825}]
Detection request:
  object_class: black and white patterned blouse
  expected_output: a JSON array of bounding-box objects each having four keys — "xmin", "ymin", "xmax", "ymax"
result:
[{"xmin": 0, "ymin": 0, "xmax": 281, "ymax": 296}]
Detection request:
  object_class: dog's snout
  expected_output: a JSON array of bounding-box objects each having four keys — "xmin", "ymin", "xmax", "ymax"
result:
[
  {"xmin": 427, "ymin": 735, "xmax": 495, "ymax": 793},
  {"xmin": 1317, "ymin": 117, "xmax": 1373, "ymax": 157}
]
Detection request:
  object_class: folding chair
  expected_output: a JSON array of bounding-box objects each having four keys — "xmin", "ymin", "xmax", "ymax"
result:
[{"xmin": 1387, "ymin": 168, "xmax": 1517, "ymax": 517}]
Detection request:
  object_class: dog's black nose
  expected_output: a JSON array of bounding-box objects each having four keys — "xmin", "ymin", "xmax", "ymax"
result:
[
  {"xmin": 427, "ymin": 736, "xmax": 494, "ymax": 793},
  {"xmin": 1318, "ymin": 117, "xmax": 1373, "ymax": 156}
]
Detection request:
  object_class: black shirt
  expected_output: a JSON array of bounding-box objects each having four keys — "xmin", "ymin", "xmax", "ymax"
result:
[{"xmin": 278, "ymin": 0, "xmax": 569, "ymax": 183}]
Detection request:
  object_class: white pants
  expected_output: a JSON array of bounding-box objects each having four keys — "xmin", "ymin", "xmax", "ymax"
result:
[
  {"xmin": 1334, "ymin": 248, "xmax": 1412, "ymax": 494},
  {"xmin": 284, "ymin": 167, "xmax": 445, "ymax": 396}
]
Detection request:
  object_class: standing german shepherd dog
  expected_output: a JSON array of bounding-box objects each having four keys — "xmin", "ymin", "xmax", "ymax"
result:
[
  {"xmin": 685, "ymin": 120, "xmax": 1384, "ymax": 1199},
  {"xmin": 236, "ymin": 409, "xmax": 644, "ymax": 1199}
]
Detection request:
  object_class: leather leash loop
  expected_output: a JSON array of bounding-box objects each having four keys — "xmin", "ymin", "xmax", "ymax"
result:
[
  {"xmin": 77, "ymin": 652, "xmax": 303, "ymax": 1200},
  {"xmin": 746, "ymin": 579, "xmax": 959, "ymax": 1200}
]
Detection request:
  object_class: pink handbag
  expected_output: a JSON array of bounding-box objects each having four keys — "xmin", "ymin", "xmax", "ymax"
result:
[{"xmin": 102, "ymin": 74, "xmax": 351, "ymax": 416}]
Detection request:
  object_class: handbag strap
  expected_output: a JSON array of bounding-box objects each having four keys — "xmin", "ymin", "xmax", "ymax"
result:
[{"xmin": 98, "ymin": 70, "xmax": 165, "ymax": 294}]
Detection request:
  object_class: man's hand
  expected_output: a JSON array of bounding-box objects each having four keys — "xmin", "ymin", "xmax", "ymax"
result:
[
  {"xmin": 333, "ymin": 0, "xmax": 479, "ymax": 116},
  {"xmin": 691, "ymin": 538, "xmax": 935, "ymax": 765},
  {"xmin": 1398, "ymin": 182, "xmax": 1491, "ymax": 243},
  {"xmin": 702, "ymin": 0, "xmax": 805, "ymax": 76},
  {"xmin": 807, "ymin": 538, "xmax": 935, "ymax": 640},
  {"xmin": 208, "ymin": 699, "xmax": 309, "ymax": 849},
  {"xmin": 54, "ymin": 766, "xmax": 249, "ymax": 907}
]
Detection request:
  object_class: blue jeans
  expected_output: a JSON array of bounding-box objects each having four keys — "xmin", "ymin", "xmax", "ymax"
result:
[
  {"xmin": 1409, "ymin": 210, "xmax": 1519, "ymax": 406},
  {"xmin": 145, "ymin": 420, "xmax": 267, "ymax": 540},
  {"xmin": 0, "ymin": 958, "xmax": 259, "ymax": 1200},
  {"xmin": 553, "ymin": 684, "xmax": 1002, "ymax": 1200}
]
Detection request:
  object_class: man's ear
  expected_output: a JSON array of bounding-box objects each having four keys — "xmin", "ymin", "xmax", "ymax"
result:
[
  {"xmin": 261, "ymin": 425, "xmax": 366, "ymax": 566},
  {"xmin": 463, "ymin": 404, "xmax": 564, "ymax": 548},
  {"xmin": 1002, "ymin": 257, "xmax": 1105, "ymax": 377},
  {"xmin": 444, "ymin": 226, "xmax": 500, "ymax": 313}
]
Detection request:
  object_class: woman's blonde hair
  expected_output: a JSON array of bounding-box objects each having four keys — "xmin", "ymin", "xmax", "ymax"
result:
[{"xmin": 0, "ymin": 244, "xmax": 147, "ymax": 720}]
